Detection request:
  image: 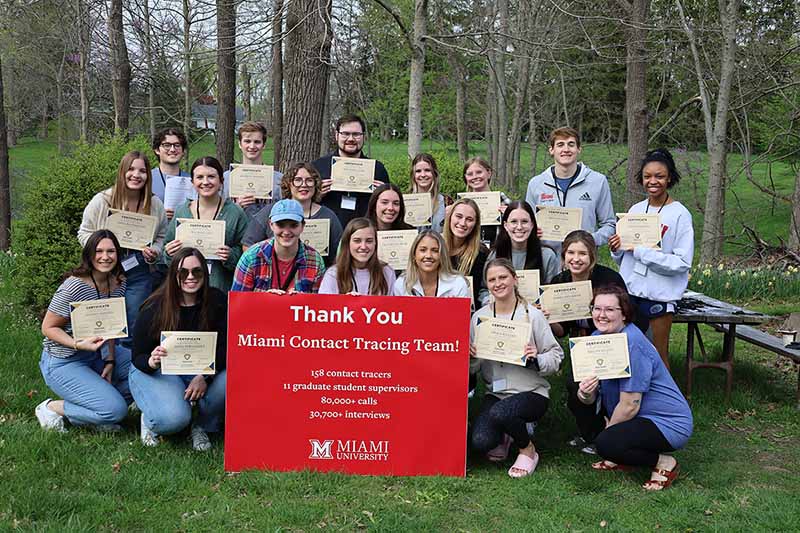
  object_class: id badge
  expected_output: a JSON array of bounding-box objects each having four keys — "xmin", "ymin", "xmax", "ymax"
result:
[
  {"xmin": 491, "ymin": 378, "xmax": 507, "ymax": 392},
  {"xmin": 121, "ymin": 255, "xmax": 140, "ymax": 272},
  {"xmin": 207, "ymin": 262, "xmax": 213, "ymax": 275},
  {"xmin": 341, "ymin": 195, "xmax": 357, "ymax": 211},
  {"xmin": 634, "ymin": 261, "xmax": 648, "ymax": 276}
]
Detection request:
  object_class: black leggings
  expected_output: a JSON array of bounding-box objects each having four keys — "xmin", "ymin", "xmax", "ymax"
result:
[
  {"xmin": 471, "ymin": 392, "xmax": 549, "ymax": 452},
  {"xmin": 596, "ymin": 417, "xmax": 674, "ymax": 467}
]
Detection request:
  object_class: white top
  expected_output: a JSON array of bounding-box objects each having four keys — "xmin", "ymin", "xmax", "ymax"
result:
[
  {"xmin": 392, "ymin": 273, "xmax": 471, "ymax": 298},
  {"xmin": 612, "ymin": 200, "xmax": 694, "ymax": 306},
  {"xmin": 319, "ymin": 265, "xmax": 397, "ymax": 295}
]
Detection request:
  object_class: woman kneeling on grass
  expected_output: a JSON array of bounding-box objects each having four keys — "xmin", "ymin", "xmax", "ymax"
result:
[
  {"xmin": 129, "ymin": 248, "xmax": 227, "ymax": 451},
  {"xmin": 469, "ymin": 259, "xmax": 564, "ymax": 478},
  {"xmin": 36, "ymin": 230, "xmax": 131, "ymax": 432},
  {"xmin": 575, "ymin": 285, "xmax": 692, "ymax": 490}
]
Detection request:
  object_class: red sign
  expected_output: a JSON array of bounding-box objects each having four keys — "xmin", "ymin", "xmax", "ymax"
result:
[{"xmin": 224, "ymin": 293, "xmax": 471, "ymax": 476}]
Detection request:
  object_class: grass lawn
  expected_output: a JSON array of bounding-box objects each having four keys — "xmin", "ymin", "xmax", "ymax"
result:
[{"xmin": 1, "ymin": 253, "xmax": 799, "ymax": 531}]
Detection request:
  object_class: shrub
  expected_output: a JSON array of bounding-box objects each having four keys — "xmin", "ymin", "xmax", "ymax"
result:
[
  {"xmin": 12, "ymin": 135, "xmax": 151, "ymax": 310},
  {"xmin": 688, "ymin": 262, "xmax": 800, "ymax": 302}
]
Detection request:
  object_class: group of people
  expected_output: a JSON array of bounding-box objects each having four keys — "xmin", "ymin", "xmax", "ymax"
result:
[{"xmin": 35, "ymin": 116, "xmax": 694, "ymax": 489}]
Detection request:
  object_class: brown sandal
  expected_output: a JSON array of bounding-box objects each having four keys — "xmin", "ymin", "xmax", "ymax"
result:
[{"xmin": 643, "ymin": 462, "xmax": 680, "ymax": 490}]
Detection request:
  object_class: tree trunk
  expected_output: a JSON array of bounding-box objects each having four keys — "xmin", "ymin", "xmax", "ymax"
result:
[
  {"xmin": 320, "ymin": 75, "xmax": 331, "ymax": 156},
  {"xmin": 494, "ymin": 0, "xmax": 509, "ymax": 187},
  {"xmin": 39, "ymin": 99, "xmax": 49, "ymax": 139},
  {"xmin": 529, "ymin": 96, "xmax": 538, "ymax": 176},
  {"xmin": 447, "ymin": 51, "xmax": 469, "ymax": 161},
  {"xmin": 241, "ymin": 63, "xmax": 252, "ymax": 121},
  {"xmin": 281, "ymin": 0, "xmax": 332, "ymax": 165},
  {"xmin": 790, "ymin": 166, "xmax": 800, "ymax": 251},
  {"xmin": 182, "ymin": 0, "xmax": 192, "ymax": 163},
  {"xmin": 406, "ymin": 0, "xmax": 428, "ymax": 158},
  {"xmin": 623, "ymin": 0, "xmax": 651, "ymax": 209},
  {"xmin": 56, "ymin": 59, "xmax": 65, "ymax": 154},
  {"xmin": 77, "ymin": 0, "xmax": 90, "ymax": 142},
  {"xmin": 507, "ymin": 55, "xmax": 530, "ymax": 187},
  {"xmin": 143, "ymin": 0, "xmax": 157, "ymax": 139},
  {"xmin": 108, "ymin": 0, "xmax": 131, "ymax": 137},
  {"xmin": 216, "ymin": 0, "xmax": 237, "ymax": 168},
  {"xmin": 0, "ymin": 55, "xmax": 10, "ymax": 250},
  {"xmin": 271, "ymin": 0, "xmax": 284, "ymax": 167}
]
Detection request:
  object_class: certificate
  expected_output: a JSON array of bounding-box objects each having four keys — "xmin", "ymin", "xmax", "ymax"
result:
[
  {"xmin": 330, "ymin": 157, "xmax": 377, "ymax": 193},
  {"xmin": 616, "ymin": 213, "xmax": 662, "ymax": 249},
  {"xmin": 160, "ymin": 331, "xmax": 217, "ymax": 375},
  {"xmin": 516, "ymin": 269, "xmax": 540, "ymax": 303},
  {"xmin": 163, "ymin": 175, "xmax": 196, "ymax": 211},
  {"xmin": 175, "ymin": 219, "xmax": 226, "ymax": 260},
  {"xmin": 404, "ymin": 193, "xmax": 433, "ymax": 227},
  {"xmin": 474, "ymin": 317, "xmax": 531, "ymax": 366},
  {"xmin": 302, "ymin": 219, "xmax": 331, "ymax": 256},
  {"xmin": 538, "ymin": 280, "xmax": 593, "ymax": 323},
  {"xmin": 69, "ymin": 297, "xmax": 128, "ymax": 340},
  {"xmin": 229, "ymin": 164, "xmax": 274, "ymax": 199},
  {"xmin": 377, "ymin": 229, "xmax": 417, "ymax": 271},
  {"xmin": 104, "ymin": 209, "xmax": 157, "ymax": 251},
  {"xmin": 457, "ymin": 191, "xmax": 502, "ymax": 226},
  {"xmin": 570, "ymin": 332, "xmax": 631, "ymax": 381},
  {"xmin": 536, "ymin": 206, "xmax": 582, "ymax": 241}
]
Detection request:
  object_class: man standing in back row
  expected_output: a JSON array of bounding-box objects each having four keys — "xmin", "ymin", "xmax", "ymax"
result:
[
  {"xmin": 525, "ymin": 127, "xmax": 616, "ymax": 256},
  {"xmin": 312, "ymin": 114, "xmax": 390, "ymax": 228}
]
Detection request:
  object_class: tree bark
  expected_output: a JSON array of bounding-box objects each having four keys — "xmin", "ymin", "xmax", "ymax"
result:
[
  {"xmin": 0, "ymin": 55, "xmax": 10, "ymax": 250},
  {"xmin": 446, "ymin": 51, "xmax": 469, "ymax": 161},
  {"xmin": 143, "ymin": 0, "xmax": 157, "ymax": 139},
  {"xmin": 39, "ymin": 99, "xmax": 49, "ymax": 139},
  {"xmin": 281, "ymin": 0, "xmax": 332, "ymax": 166},
  {"xmin": 320, "ymin": 75, "xmax": 331, "ymax": 157},
  {"xmin": 56, "ymin": 58, "xmax": 65, "ymax": 154},
  {"xmin": 241, "ymin": 63, "xmax": 252, "ymax": 121},
  {"xmin": 216, "ymin": 0, "xmax": 237, "ymax": 168},
  {"xmin": 77, "ymin": 0, "xmax": 90, "ymax": 142},
  {"xmin": 494, "ymin": 0, "xmax": 509, "ymax": 187},
  {"xmin": 790, "ymin": 166, "xmax": 800, "ymax": 251},
  {"xmin": 406, "ymin": 0, "xmax": 428, "ymax": 158},
  {"xmin": 108, "ymin": 0, "xmax": 131, "ymax": 137},
  {"xmin": 182, "ymin": 0, "xmax": 192, "ymax": 163},
  {"xmin": 529, "ymin": 94, "xmax": 539, "ymax": 176},
  {"xmin": 271, "ymin": 0, "xmax": 284, "ymax": 167},
  {"xmin": 623, "ymin": 0, "xmax": 651, "ymax": 209}
]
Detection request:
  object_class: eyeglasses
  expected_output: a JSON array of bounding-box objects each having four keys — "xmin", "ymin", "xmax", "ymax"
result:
[
  {"xmin": 292, "ymin": 177, "xmax": 316, "ymax": 187},
  {"xmin": 590, "ymin": 305, "xmax": 622, "ymax": 315},
  {"xmin": 159, "ymin": 142, "xmax": 184, "ymax": 151},
  {"xmin": 178, "ymin": 267, "xmax": 204, "ymax": 281},
  {"xmin": 337, "ymin": 131, "xmax": 364, "ymax": 139}
]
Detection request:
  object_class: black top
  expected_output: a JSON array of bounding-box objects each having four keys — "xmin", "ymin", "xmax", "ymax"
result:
[
  {"xmin": 312, "ymin": 151, "xmax": 391, "ymax": 228},
  {"xmin": 450, "ymin": 247, "xmax": 489, "ymax": 305},
  {"xmin": 550, "ymin": 264, "xmax": 648, "ymax": 334},
  {"xmin": 132, "ymin": 288, "xmax": 228, "ymax": 380}
]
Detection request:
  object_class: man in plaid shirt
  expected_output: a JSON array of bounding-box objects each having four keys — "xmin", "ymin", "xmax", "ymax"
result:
[{"xmin": 231, "ymin": 199, "xmax": 325, "ymax": 293}]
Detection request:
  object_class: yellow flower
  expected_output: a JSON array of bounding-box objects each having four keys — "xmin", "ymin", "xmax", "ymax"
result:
[
  {"xmin": 740, "ymin": 271, "xmax": 747, "ymax": 277},
  {"xmin": 703, "ymin": 269, "xmax": 711, "ymax": 276},
  {"xmin": 697, "ymin": 280, "xmax": 703, "ymax": 286},
  {"xmin": 718, "ymin": 263, "xmax": 724, "ymax": 270},
  {"xmin": 725, "ymin": 282, "xmax": 731, "ymax": 289}
]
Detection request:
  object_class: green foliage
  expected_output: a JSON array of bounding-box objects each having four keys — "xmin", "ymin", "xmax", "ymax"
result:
[
  {"xmin": 11, "ymin": 135, "xmax": 150, "ymax": 310},
  {"xmin": 688, "ymin": 263, "xmax": 800, "ymax": 302}
]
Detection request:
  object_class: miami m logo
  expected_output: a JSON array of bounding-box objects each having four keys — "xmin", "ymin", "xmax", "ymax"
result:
[{"xmin": 309, "ymin": 439, "xmax": 334, "ymax": 459}]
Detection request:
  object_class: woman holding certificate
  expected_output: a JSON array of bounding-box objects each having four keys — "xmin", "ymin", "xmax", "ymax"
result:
[
  {"xmin": 461, "ymin": 157, "xmax": 511, "ymax": 247},
  {"xmin": 129, "ymin": 248, "xmax": 227, "ymax": 451},
  {"xmin": 163, "ymin": 156, "xmax": 249, "ymax": 291},
  {"xmin": 319, "ymin": 218, "xmax": 396, "ymax": 295},
  {"xmin": 409, "ymin": 153, "xmax": 452, "ymax": 232},
  {"xmin": 469, "ymin": 258, "xmax": 564, "ymax": 477},
  {"xmin": 242, "ymin": 163, "xmax": 343, "ymax": 267},
  {"xmin": 487, "ymin": 201, "xmax": 560, "ymax": 283},
  {"xmin": 36, "ymin": 230, "xmax": 131, "ymax": 432},
  {"xmin": 366, "ymin": 183, "xmax": 416, "ymax": 231},
  {"xmin": 392, "ymin": 231, "xmax": 470, "ymax": 297},
  {"xmin": 575, "ymin": 285, "xmax": 692, "ymax": 490},
  {"xmin": 78, "ymin": 151, "xmax": 167, "ymax": 347},
  {"xmin": 608, "ymin": 149, "xmax": 694, "ymax": 369},
  {"xmin": 444, "ymin": 198, "xmax": 489, "ymax": 306}
]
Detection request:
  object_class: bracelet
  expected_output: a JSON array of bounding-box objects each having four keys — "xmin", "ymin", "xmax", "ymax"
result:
[{"xmin": 73, "ymin": 339, "xmax": 78, "ymax": 351}]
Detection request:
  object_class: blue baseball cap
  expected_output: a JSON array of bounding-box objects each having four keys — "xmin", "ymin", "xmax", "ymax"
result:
[{"xmin": 270, "ymin": 199, "xmax": 304, "ymax": 223}]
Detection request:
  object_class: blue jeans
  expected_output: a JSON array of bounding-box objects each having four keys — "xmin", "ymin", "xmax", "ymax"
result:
[
  {"xmin": 39, "ymin": 348, "xmax": 131, "ymax": 426},
  {"xmin": 129, "ymin": 366, "xmax": 226, "ymax": 434},
  {"xmin": 122, "ymin": 252, "xmax": 153, "ymax": 348}
]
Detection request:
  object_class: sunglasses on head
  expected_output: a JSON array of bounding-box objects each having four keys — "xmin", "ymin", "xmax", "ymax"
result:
[{"xmin": 178, "ymin": 267, "xmax": 204, "ymax": 281}]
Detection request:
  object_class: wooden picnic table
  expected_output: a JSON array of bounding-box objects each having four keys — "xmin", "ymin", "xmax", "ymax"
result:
[{"xmin": 673, "ymin": 291, "xmax": 771, "ymax": 401}]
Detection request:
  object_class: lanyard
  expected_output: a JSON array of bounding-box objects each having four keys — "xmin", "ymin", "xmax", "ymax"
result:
[
  {"xmin": 158, "ymin": 168, "xmax": 165, "ymax": 186},
  {"xmin": 646, "ymin": 193, "xmax": 669, "ymax": 214},
  {"xmin": 196, "ymin": 197, "xmax": 222, "ymax": 220},
  {"xmin": 272, "ymin": 248, "xmax": 300, "ymax": 292},
  {"xmin": 493, "ymin": 299, "xmax": 519, "ymax": 320},
  {"xmin": 351, "ymin": 269, "xmax": 370, "ymax": 295},
  {"xmin": 551, "ymin": 165, "xmax": 580, "ymax": 207},
  {"xmin": 89, "ymin": 272, "xmax": 109, "ymax": 299}
]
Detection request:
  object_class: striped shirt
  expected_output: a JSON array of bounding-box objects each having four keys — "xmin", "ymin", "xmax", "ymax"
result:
[{"xmin": 42, "ymin": 276, "xmax": 127, "ymax": 358}]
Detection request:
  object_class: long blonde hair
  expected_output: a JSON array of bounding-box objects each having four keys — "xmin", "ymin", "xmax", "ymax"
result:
[
  {"xmin": 410, "ymin": 153, "xmax": 441, "ymax": 215},
  {"xmin": 109, "ymin": 151, "xmax": 153, "ymax": 214},
  {"xmin": 403, "ymin": 230, "xmax": 457, "ymax": 294},
  {"xmin": 443, "ymin": 198, "xmax": 483, "ymax": 275}
]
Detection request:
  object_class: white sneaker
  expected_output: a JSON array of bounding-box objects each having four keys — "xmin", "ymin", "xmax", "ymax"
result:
[
  {"xmin": 35, "ymin": 399, "xmax": 67, "ymax": 433},
  {"xmin": 190, "ymin": 425, "xmax": 212, "ymax": 451},
  {"xmin": 140, "ymin": 415, "xmax": 159, "ymax": 447}
]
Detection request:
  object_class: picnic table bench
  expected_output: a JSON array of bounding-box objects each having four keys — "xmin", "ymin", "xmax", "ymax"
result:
[{"xmin": 673, "ymin": 291, "xmax": 800, "ymax": 407}]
